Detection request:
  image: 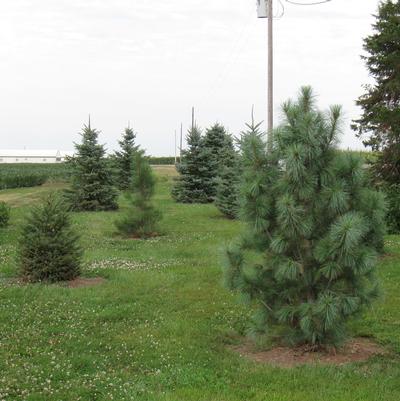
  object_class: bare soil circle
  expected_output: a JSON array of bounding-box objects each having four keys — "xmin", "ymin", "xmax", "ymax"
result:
[
  {"xmin": 231, "ymin": 338, "xmax": 386, "ymax": 368},
  {"xmin": 66, "ymin": 277, "xmax": 106, "ymax": 288}
]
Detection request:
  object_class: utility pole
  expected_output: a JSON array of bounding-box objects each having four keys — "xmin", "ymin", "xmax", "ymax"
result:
[
  {"xmin": 257, "ymin": 0, "xmax": 331, "ymax": 148},
  {"xmin": 180, "ymin": 123, "xmax": 183, "ymax": 162},
  {"xmin": 267, "ymin": 0, "xmax": 273, "ymax": 151},
  {"xmin": 257, "ymin": 0, "xmax": 274, "ymax": 149},
  {"xmin": 174, "ymin": 129, "xmax": 177, "ymax": 164},
  {"xmin": 191, "ymin": 107, "xmax": 195, "ymax": 130}
]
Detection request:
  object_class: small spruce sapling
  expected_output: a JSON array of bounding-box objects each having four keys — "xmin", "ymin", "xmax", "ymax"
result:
[
  {"xmin": 115, "ymin": 126, "xmax": 139, "ymax": 190},
  {"xmin": 215, "ymin": 134, "xmax": 240, "ymax": 219},
  {"xmin": 116, "ymin": 151, "xmax": 162, "ymax": 238},
  {"xmin": 65, "ymin": 123, "xmax": 118, "ymax": 211},
  {"xmin": 172, "ymin": 125, "xmax": 214, "ymax": 203},
  {"xmin": 19, "ymin": 194, "xmax": 82, "ymax": 282},
  {"xmin": 202, "ymin": 123, "xmax": 230, "ymax": 199},
  {"xmin": 0, "ymin": 201, "xmax": 10, "ymax": 227},
  {"xmin": 225, "ymin": 87, "xmax": 386, "ymax": 348}
]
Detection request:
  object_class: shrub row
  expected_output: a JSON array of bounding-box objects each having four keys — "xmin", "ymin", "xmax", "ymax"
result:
[
  {"xmin": 0, "ymin": 172, "xmax": 47, "ymax": 190},
  {"xmin": 0, "ymin": 163, "xmax": 71, "ymax": 182},
  {"xmin": 148, "ymin": 156, "xmax": 177, "ymax": 165}
]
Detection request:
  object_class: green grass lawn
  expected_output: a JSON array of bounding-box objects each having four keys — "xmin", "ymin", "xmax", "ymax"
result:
[{"xmin": 0, "ymin": 166, "xmax": 399, "ymax": 401}]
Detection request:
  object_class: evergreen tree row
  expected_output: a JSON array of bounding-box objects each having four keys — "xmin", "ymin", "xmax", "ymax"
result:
[
  {"xmin": 65, "ymin": 123, "xmax": 141, "ymax": 212},
  {"xmin": 17, "ymin": 121, "xmax": 161, "ymax": 283},
  {"xmin": 172, "ymin": 123, "xmax": 240, "ymax": 218}
]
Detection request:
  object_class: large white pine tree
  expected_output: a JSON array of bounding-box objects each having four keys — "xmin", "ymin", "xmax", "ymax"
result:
[{"xmin": 225, "ymin": 87, "xmax": 386, "ymax": 348}]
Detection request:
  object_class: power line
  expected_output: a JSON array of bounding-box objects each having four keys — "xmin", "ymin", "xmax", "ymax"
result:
[
  {"xmin": 259, "ymin": 0, "xmax": 332, "ymax": 142},
  {"xmin": 275, "ymin": 0, "xmax": 285, "ymax": 19},
  {"xmin": 285, "ymin": 0, "xmax": 332, "ymax": 5},
  {"xmin": 199, "ymin": 9, "xmax": 255, "ymax": 103}
]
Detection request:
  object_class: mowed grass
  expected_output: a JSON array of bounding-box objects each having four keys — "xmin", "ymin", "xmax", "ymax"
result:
[{"xmin": 0, "ymin": 166, "xmax": 399, "ymax": 401}]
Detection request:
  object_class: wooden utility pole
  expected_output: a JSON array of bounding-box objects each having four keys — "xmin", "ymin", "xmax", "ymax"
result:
[
  {"xmin": 180, "ymin": 123, "xmax": 183, "ymax": 161},
  {"xmin": 267, "ymin": 0, "xmax": 273, "ymax": 151},
  {"xmin": 174, "ymin": 129, "xmax": 177, "ymax": 164}
]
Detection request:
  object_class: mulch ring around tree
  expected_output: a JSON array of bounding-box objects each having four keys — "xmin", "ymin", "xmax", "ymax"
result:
[
  {"xmin": 129, "ymin": 232, "xmax": 161, "ymax": 240},
  {"xmin": 231, "ymin": 338, "xmax": 387, "ymax": 368},
  {"xmin": 66, "ymin": 277, "xmax": 106, "ymax": 288}
]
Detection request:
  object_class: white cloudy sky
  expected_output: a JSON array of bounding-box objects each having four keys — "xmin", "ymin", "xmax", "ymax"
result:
[{"xmin": 0, "ymin": 0, "xmax": 380, "ymax": 155}]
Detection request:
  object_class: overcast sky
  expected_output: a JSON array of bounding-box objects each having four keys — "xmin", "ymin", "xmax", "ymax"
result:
[{"xmin": 0, "ymin": 0, "xmax": 380, "ymax": 155}]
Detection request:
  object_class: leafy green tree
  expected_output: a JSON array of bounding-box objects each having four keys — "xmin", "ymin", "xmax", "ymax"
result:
[
  {"xmin": 172, "ymin": 125, "xmax": 214, "ymax": 203},
  {"xmin": 115, "ymin": 126, "xmax": 139, "ymax": 190},
  {"xmin": 116, "ymin": 151, "xmax": 162, "ymax": 238},
  {"xmin": 385, "ymin": 184, "xmax": 400, "ymax": 233},
  {"xmin": 65, "ymin": 124, "xmax": 118, "ymax": 211},
  {"xmin": 225, "ymin": 87, "xmax": 386, "ymax": 348},
  {"xmin": 215, "ymin": 134, "xmax": 240, "ymax": 219},
  {"xmin": 352, "ymin": 0, "xmax": 400, "ymax": 232},
  {"xmin": 19, "ymin": 194, "xmax": 82, "ymax": 282}
]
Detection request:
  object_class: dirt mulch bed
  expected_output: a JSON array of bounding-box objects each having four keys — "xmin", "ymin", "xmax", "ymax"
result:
[
  {"xmin": 129, "ymin": 232, "xmax": 161, "ymax": 240},
  {"xmin": 231, "ymin": 338, "xmax": 386, "ymax": 368},
  {"xmin": 66, "ymin": 277, "xmax": 106, "ymax": 288}
]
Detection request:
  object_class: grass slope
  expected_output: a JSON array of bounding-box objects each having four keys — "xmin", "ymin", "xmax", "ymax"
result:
[{"xmin": 0, "ymin": 166, "xmax": 399, "ymax": 401}]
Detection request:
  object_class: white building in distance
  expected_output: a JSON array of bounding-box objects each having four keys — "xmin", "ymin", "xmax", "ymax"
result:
[{"xmin": 0, "ymin": 150, "xmax": 74, "ymax": 164}]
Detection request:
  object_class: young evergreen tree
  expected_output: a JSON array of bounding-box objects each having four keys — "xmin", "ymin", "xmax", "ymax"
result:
[
  {"xmin": 116, "ymin": 151, "xmax": 162, "ymax": 238},
  {"xmin": 203, "ymin": 123, "xmax": 229, "ymax": 199},
  {"xmin": 19, "ymin": 194, "xmax": 82, "ymax": 283},
  {"xmin": 215, "ymin": 134, "xmax": 240, "ymax": 219},
  {"xmin": 65, "ymin": 124, "xmax": 118, "ymax": 211},
  {"xmin": 352, "ymin": 0, "xmax": 400, "ymax": 232},
  {"xmin": 172, "ymin": 125, "xmax": 214, "ymax": 203},
  {"xmin": 225, "ymin": 87, "xmax": 386, "ymax": 348},
  {"xmin": 0, "ymin": 201, "xmax": 10, "ymax": 228},
  {"xmin": 115, "ymin": 126, "xmax": 139, "ymax": 190}
]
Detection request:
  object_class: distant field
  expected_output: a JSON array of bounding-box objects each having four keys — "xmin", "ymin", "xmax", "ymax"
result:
[
  {"xmin": 0, "ymin": 160, "xmax": 176, "ymax": 190},
  {"xmin": 148, "ymin": 156, "xmax": 177, "ymax": 165},
  {"xmin": 338, "ymin": 149, "xmax": 377, "ymax": 163},
  {"xmin": 0, "ymin": 163, "xmax": 71, "ymax": 186},
  {"xmin": 152, "ymin": 164, "xmax": 178, "ymax": 178},
  {"xmin": 0, "ymin": 150, "xmax": 374, "ymax": 190}
]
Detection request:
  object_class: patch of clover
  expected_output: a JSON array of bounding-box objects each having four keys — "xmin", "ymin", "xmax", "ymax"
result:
[
  {"xmin": 385, "ymin": 239, "xmax": 400, "ymax": 247},
  {"xmin": 0, "ymin": 245, "xmax": 16, "ymax": 265},
  {"xmin": 86, "ymin": 257, "xmax": 183, "ymax": 272}
]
